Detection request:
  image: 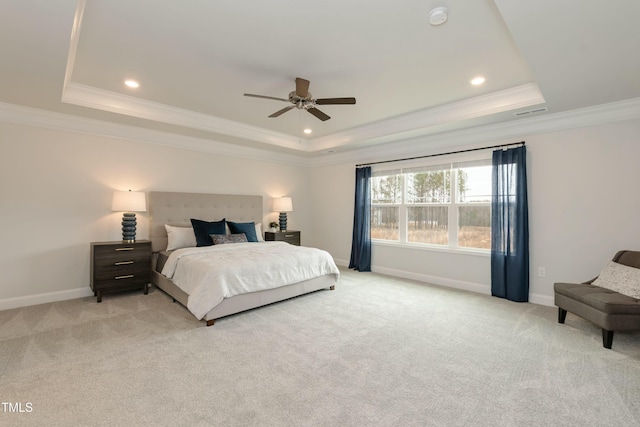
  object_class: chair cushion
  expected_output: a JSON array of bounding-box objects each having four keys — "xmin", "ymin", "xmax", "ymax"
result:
[{"xmin": 554, "ymin": 282, "xmax": 640, "ymax": 315}]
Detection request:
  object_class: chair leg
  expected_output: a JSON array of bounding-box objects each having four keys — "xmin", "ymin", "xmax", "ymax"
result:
[
  {"xmin": 602, "ymin": 329, "xmax": 614, "ymax": 349},
  {"xmin": 558, "ymin": 307, "xmax": 567, "ymax": 324}
]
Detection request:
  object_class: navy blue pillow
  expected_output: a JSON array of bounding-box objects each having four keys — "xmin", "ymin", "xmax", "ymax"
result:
[
  {"xmin": 190, "ymin": 218, "xmax": 226, "ymax": 246},
  {"xmin": 227, "ymin": 221, "xmax": 258, "ymax": 242}
]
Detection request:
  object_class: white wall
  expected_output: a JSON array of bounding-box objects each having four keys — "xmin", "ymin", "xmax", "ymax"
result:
[
  {"xmin": 527, "ymin": 120, "xmax": 640, "ymax": 301},
  {"xmin": 308, "ymin": 118, "xmax": 640, "ymax": 305},
  {"xmin": 0, "ymin": 122, "xmax": 309, "ymax": 306}
]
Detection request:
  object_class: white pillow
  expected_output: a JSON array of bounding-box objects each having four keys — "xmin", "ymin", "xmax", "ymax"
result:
[
  {"xmin": 593, "ymin": 261, "xmax": 640, "ymax": 299},
  {"xmin": 255, "ymin": 222, "xmax": 264, "ymax": 242},
  {"xmin": 165, "ymin": 224, "xmax": 197, "ymax": 251}
]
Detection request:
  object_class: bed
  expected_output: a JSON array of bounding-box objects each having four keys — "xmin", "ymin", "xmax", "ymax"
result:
[{"xmin": 149, "ymin": 191, "xmax": 339, "ymax": 325}]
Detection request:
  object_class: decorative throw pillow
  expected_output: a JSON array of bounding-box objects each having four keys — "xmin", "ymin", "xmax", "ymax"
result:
[
  {"xmin": 227, "ymin": 221, "xmax": 258, "ymax": 242},
  {"xmin": 226, "ymin": 221, "xmax": 264, "ymax": 241},
  {"xmin": 165, "ymin": 224, "xmax": 197, "ymax": 251},
  {"xmin": 593, "ymin": 261, "xmax": 640, "ymax": 299},
  {"xmin": 211, "ymin": 233, "xmax": 248, "ymax": 245},
  {"xmin": 190, "ymin": 218, "xmax": 226, "ymax": 247}
]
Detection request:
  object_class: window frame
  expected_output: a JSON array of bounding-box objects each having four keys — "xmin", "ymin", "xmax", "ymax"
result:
[{"xmin": 370, "ymin": 157, "xmax": 492, "ymax": 254}]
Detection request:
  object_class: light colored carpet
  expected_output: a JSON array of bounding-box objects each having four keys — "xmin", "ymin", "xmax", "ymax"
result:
[{"xmin": 1, "ymin": 268, "xmax": 639, "ymax": 426}]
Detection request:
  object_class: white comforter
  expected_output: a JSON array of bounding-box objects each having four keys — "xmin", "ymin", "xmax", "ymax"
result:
[{"xmin": 161, "ymin": 242, "xmax": 340, "ymax": 319}]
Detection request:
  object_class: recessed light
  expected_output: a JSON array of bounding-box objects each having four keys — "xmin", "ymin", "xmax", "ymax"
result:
[
  {"xmin": 470, "ymin": 76, "xmax": 486, "ymax": 86},
  {"xmin": 303, "ymin": 128, "xmax": 312, "ymax": 135},
  {"xmin": 124, "ymin": 80, "xmax": 139, "ymax": 88}
]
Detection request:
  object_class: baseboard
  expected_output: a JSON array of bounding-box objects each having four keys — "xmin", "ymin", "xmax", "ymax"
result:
[
  {"xmin": 372, "ymin": 265, "xmax": 491, "ymax": 296},
  {"xmin": 339, "ymin": 262, "xmax": 556, "ymax": 307},
  {"xmin": 529, "ymin": 293, "xmax": 554, "ymax": 307},
  {"xmin": 334, "ymin": 258, "xmax": 350, "ymax": 268},
  {"xmin": 0, "ymin": 287, "xmax": 94, "ymax": 311}
]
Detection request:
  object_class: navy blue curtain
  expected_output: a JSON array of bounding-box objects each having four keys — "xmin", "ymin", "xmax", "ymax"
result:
[
  {"xmin": 349, "ymin": 166, "xmax": 372, "ymax": 272},
  {"xmin": 491, "ymin": 146, "xmax": 529, "ymax": 302}
]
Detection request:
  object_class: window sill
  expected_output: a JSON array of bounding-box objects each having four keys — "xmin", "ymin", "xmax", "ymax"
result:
[{"xmin": 372, "ymin": 239, "xmax": 491, "ymax": 257}]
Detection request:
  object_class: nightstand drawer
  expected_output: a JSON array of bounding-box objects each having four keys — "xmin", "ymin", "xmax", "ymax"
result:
[
  {"xmin": 93, "ymin": 244, "xmax": 150, "ymax": 263},
  {"xmin": 280, "ymin": 233, "xmax": 300, "ymax": 245},
  {"xmin": 92, "ymin": 261, "xmax": 150, "ymax": 284},
  {"xmin": 93, "ymin": 253, "xmax": 150, "ymax": 271},
  {"xmin": 93, "ymin": 275, "xmax": 148, "ymax": 290}
]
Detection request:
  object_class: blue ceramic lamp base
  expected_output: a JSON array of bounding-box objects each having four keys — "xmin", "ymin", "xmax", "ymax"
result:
[
  {"xmin": 121, "ymin": 212, "xmax": 137, "ymax": 242},
  {"xmin": 279, "ymin": 212, "xmax": 288, "ymax": 232}
]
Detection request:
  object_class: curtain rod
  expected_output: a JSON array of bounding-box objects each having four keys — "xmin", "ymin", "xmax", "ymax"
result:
[{"xmin": 356, "ymin": 141, "xmax": 525, "ymax": 167}]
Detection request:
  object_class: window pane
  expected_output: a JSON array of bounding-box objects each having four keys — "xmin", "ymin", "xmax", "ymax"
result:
[
  {"xmin": 406, "ymin": 170, "xmax": 451, "ymax": 204},
  {"xmin": 457, "ymin": 164, "xmax": 491, "ymax": 203},
  {"xmin": 407, "ymin": 206, "xmax": 448, "ymax": 245},
  {"xmin": 458, "ymin": 206, "xmax": 491, "ymax": 249},
  {"xmin": 371, "ymin": 174, "xmax": 403, "ymax": 204},
  {"xmin": 371, "ymin": 206, "xmax": 399, "ymax": 240}
]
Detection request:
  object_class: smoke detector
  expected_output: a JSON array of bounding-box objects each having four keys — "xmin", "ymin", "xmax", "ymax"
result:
[{"xmin": 429, "ymin": 7, "xmax": 448, "ymax": 26}]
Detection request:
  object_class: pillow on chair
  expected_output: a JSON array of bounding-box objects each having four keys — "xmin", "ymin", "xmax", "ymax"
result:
[{"xmin": 593, "ymin": 261, "xmax": 640, "ymax": 299}]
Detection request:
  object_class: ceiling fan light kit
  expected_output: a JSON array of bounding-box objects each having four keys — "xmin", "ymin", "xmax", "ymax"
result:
[{"xmin": 244, "ymin": 77, "xmax": 356, "ymax": 122}]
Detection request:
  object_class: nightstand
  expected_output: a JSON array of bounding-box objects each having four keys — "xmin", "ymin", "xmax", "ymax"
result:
[
  {"xmin": 264, "ymin": 231, "xmax": 301, "ymax": 246},
  {"xmin": 90, "ymin": 240, "xmax": 152, "ymax": 302}
]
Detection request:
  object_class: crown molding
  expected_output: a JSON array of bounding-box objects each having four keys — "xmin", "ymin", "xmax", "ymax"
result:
[
  {"xmin": 0, "ymin": 102, "xmax": 312, "ymax": 167},
  {"xmin": 308, "ymin": 96, "xmax": 640, "ymax": 167},
  {"xmin": 308, "ymin": 83, "xmax": 545, "ymax": 152},
  {"xmin": 61, "ymin": 82, "xmax": 308, "ymax": 151},
  {"xmin": 63, "ymin": 0, "xmax": 85, "ymax": 92},
  {"xmin": 2, "ymin": 96, "xmax": 639, "ymax": 169}
]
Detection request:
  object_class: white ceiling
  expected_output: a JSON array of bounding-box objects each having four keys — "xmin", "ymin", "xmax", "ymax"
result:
[{"xmin": 1, "ymin": 0, "xmax": 639, "ymax": 157}]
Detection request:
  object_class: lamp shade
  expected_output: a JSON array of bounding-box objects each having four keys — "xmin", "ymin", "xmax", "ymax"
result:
[
  {"xmin": 272, "ymin": 197, "xmax": 292, "ymax": 212},
  {"xmin": 111, "ymin": 190, "xmax": 146, "ymax": 212}
]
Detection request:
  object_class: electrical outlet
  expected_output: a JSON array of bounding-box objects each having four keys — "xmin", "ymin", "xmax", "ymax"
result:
[{"xmin": 538, "ymin": 267, "xmax": 546, "ymax": 278}]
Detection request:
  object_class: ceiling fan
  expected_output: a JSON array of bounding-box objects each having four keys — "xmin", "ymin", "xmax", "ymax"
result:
[{"xmin": 244, "ymin": 77, "xmax": 356, "ymax": 121}]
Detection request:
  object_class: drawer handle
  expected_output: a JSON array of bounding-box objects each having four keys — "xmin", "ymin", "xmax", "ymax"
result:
[
  {"xmin": 284, "ymin": 234, "xmax": 294, "ymax": 237},
  {"xmin": 114, "ymin": 274, "xmax": 134, "ymax": 280},
  {"xmin": 115, "ymin": 247, "xmax": 135, "ymax": 251},
  {"xmin": 115, "ymin": 261, "xmax": 134, "ymax": 266}
]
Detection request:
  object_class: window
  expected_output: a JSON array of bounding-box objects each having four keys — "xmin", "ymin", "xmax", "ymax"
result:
[
  {"xmin": 371, "ymin": 159, "xmax": 492, "ymax": 250},
  {"xmin": 371, "ymin": 171, "xmax": 402, "ymax": 241}
]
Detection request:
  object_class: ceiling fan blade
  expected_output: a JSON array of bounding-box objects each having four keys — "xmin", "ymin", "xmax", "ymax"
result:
[
  {"xmin": 315, "ymin": 97, "xmax": 356, "ymax": 105},
  {"xmin": 307, "ymin": 107, "xmax": 331, "ymax": 121},
  {"xmin": 244, "ymin": 93, "xmax": 289, "ymax": 102},
  {"xmin": 269, "ymin": 105, "xmax": 295, "ymax": 118},
  {"xmin": 295, "ymin": 78, "xmax": 310, "ymax": 98}
]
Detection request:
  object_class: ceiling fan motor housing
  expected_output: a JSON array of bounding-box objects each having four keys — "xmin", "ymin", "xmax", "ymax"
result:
[{"xmin": 289, "ymin": 91, "xmax": 314, "ymax": 109}]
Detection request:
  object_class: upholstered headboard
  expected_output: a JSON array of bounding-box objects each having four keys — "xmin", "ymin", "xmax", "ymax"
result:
[{"xmin": 148, "ymin": 191, "xmax": 263, "ymax": 252}]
